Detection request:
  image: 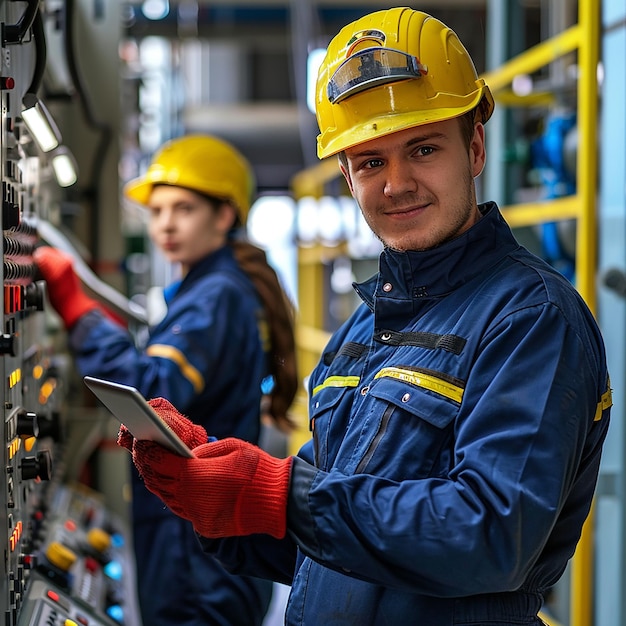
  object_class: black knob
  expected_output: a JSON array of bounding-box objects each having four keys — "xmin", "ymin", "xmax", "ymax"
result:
[
  {"xmin": 20, "ymin": 450, "xmax": 52, "ymax": 481},
  {"xmin": 36, "ymin": 411, "xmax": 63, "ymax": 443},
  {"xmin": 17, "ymin": 411, "xmax": 39, "ymax": 438},
  {"xmin": 25, "ymin": 281, "xmax": 45, "ymax": 311},
  {"xmin": 0, "ymin": 334, "xmax": 16, "ymax": 356}
]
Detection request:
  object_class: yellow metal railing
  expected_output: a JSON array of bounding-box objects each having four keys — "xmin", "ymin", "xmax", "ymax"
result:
[
  {"xmin": 484, "ymin": 0, "xmax": 600, "ymax": 319},
  {"xmin": 289, "ymin": 164, "xmax": 343, "ymax": 453},
  {"xmin": 289, "ymin": 1, "xmax": 600, "ymax": 623},
  {"xmin": 485, "ymin": 2, "xmax": 599, "ymax": 622}
]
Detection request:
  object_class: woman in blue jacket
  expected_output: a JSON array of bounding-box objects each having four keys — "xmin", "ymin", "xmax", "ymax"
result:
[
  {"xmin": 34, "ymin": 134, "xmax": 298, "ymax": 626},
  {"xmin": 117, "ymin": 9, "xmax": 611, "ymax": 626}
]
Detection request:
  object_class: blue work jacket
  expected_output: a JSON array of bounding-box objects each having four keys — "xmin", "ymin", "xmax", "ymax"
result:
[{"xmin": 202, "ymin": 203, "xmax": 611, "ymax": 625}]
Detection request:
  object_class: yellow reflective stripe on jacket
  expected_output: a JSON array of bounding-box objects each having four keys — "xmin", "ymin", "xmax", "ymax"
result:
[
  {"xmin": 146, "ymin": 344, "xmax": 205, "ymax": 393},
  {"xmin": 258, "ymin": 316, "xmax": 271, "ymax": 353},
  {"xmin": 374, "ymin": 367, "xmax": 464, "ymax": 404},
  {"xmin": 312, "ymin": 375, "xmax": 360, "ymax": 396},
  {"xmin": 594, "ymin": 380, "xmax": 612, "ymax": 421}
]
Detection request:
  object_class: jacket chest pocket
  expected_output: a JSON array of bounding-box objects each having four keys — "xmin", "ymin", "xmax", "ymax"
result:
[
  {"xmin": 309, "ymin": 382, "xmax": 357, "ymax": 471},
  {"xmin": 351, "ymin": 371, "xmax": 461, "ymax": 480}
]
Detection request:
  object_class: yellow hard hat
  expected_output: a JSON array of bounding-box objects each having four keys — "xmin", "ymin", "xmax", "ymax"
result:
[
  {"xmin": 315, "ymin": 7, "xmax": 494, "ymax": 159},
  {"xmin": 123, "ymin": 134, "xmax": 256, "ymax": 224}
]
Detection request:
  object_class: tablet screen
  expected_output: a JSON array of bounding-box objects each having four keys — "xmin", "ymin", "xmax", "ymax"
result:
[{"xmin": 84, "ymin": 376, "xmax": 195, "ymax": 458}]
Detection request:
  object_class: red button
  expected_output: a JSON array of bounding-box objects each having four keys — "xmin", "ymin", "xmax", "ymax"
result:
[
  {"xmin": 84, "ymin": 556, "xmax": 99, "ymax": 573},
  {"xmin": 46, "ymin": 589, "xmax": 60, "ymax": 603}
]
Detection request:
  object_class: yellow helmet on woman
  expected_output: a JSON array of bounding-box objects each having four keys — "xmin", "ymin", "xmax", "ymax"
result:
[
  {"xmin": 124, "ymin": 134, "xmax": 256, "ymax": 224},
  {"xmin": 315, "ymin": 7, "xmax": 494, "ymax": 159}
]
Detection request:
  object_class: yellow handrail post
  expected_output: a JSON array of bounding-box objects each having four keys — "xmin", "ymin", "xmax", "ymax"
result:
[
  {"xmin": 290, "ymin": 161, "xmax": 344, "ymax": 454},
  {"xmin": 570, "ymin": 0, "xmax": 600, "ymax": 624}
]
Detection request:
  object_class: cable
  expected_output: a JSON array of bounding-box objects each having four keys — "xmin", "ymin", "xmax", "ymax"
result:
[
  {"xmin": 3, "ymin": 0, "xmax": 40, "ymax": 45},
  {"xmin": 25, "ymin": 8, "xmax": 46, "ymax": 95},
  {"xmin": 37, "ymin": 218, "xmax": 148, "ymax": 325}
]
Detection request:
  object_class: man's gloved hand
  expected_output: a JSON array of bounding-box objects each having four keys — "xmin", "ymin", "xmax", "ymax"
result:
[
  {"xmin": 33, "ymin": 247, "xmax": 101, "ymax": 328},
  {"xmin": 117, "ymin": 397, "xmax": 292, "ymax": 539},
  {"xmin": 117, "ymin": 397, "xmax": 208, "ymax": 451},
  {"xmin": 131, "ymin": 438, "xmax": 292, "ymax": 539}
]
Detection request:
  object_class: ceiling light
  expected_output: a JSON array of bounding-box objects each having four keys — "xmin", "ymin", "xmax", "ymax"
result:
[
  {"xmin": 307, "ymin": 48, "xmax": 327, "ymax": 114},
  {"xmin": 142, "ymin": 0, "xmax": 169, "ymax": 20}
]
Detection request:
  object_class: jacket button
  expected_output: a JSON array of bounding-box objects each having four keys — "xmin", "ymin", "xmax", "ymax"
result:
[
  {"xmin": 360, "ymin": 386, "xmax": 369, "ymax": 396},
  {"xmin": 382, "ymin": 282, "xmax": 393, "ymax": 292},
  {"xmin": 401, "ymin": 393, "xmax": 411, "ymax": 403},
  {"xmin": 381, "ymin": 332, "xmax": 391, "ymax": 341}
]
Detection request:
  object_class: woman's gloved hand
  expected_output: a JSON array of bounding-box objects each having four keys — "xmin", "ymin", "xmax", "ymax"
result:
[
  {"xmin": 33, "ymin": 247, "xmax": 101, "ymax": 328},
  {"xmin": 117, "ymin": 398, "xmax": 292, "ymax": 539}
]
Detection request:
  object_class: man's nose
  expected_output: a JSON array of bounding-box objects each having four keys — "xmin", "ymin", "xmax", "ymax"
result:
[{"xmin": 383, "ymin": 161, "xmax": 418, "ymax": 197}]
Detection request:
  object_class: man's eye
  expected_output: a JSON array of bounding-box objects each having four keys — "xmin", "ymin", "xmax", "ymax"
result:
[
  {"xmin": 364, "ymin": 158, "xmax": 383, "ymax": 169},
  {"xmin": 416, "ymin": 146, "xmax": 435, "ymax": 157}
]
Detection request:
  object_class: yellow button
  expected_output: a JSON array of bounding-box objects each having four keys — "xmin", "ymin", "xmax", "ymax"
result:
[
  {"xmin": 87, "ymin": 527, "xmax": 111, "ymax": 553},
  {"xmin": 46, "ymin": 542, "xmax": 77, "ymax": 571}
]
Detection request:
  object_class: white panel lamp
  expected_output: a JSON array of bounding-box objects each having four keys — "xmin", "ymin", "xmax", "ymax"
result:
[
  {"xmin": 21, "ymin": 93, "xmax": 61, "ymax": 152},
  {"xmin": 51, "ymin": 146, "xmax": 78, "ymax": 187}
]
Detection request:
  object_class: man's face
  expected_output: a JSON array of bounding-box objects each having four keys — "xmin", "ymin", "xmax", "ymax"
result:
[{"xmin": 340, "ymin": 118, "xmax": 486, "ymax": 252}]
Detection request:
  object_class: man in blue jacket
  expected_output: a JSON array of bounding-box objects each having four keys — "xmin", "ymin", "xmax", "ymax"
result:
[{"xmin": 119, "ymin": 8, "xmax": 611, "ymax": 625}]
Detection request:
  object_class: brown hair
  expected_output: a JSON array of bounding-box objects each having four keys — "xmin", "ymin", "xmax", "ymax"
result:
[
  {"xmin": 458, "ymin": 109, "xmax": 478, "ymax": 150},
  {"xmin": 230, "ymin": 240, "xmax": 299, "ymax": 433}
]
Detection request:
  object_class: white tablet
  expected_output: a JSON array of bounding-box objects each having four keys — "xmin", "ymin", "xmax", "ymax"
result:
[{"xmin": 84, "ymin": 376, "xmax": 195, "ymax": 458}]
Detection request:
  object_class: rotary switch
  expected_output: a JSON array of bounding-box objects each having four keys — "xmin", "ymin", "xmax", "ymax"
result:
[
  {"xmin": 24, "ymin": 281, "xmax": 45, "ymax": 310},
  {"xmin": 20, "ymin": 449, "xmax": 52, "ymax": 480},
  {"xmin": 0, "ymin": 333, "xmax": 16, "ymax": 356},
  {"xmin": 16, "ymin": 410, "xmax": 39, "ymax": 438}
]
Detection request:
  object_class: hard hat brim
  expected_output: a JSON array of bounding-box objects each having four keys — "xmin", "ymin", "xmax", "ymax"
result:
[
  {"xmin": 123, "ymin": 177, "xmax": 154, "ymax": 206},
  {"xmin": 317, "ymin": 83, "xmax": 492, "ymax": 159}
]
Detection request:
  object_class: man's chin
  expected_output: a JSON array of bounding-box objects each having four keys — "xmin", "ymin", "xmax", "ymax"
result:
[{"xmin": 382, "ymin": 237, "xmax": 430, "ymax": 253}]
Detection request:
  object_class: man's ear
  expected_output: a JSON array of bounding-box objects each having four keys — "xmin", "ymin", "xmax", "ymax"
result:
[{"xmin": 470, "ymin": 123, "xmax": 487, "ymax": 178}]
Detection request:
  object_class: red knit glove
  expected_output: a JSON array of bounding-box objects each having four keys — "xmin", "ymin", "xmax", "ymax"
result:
[
  {"xmin": 130, "ymin": 437, "xmax": 292, "ymax": 539},
  {"xmin": 33, "ymin": 247, "xmax": 100, "ymax": 328},
  {"xmin": 117, "ymin": 397, "xmax": 208, "ymax": 451}
]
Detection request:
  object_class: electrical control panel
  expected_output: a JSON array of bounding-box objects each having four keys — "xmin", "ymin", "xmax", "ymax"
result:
[{"xmin": 0, "ymin": 3, "xmax": 141, "ymax": 624}]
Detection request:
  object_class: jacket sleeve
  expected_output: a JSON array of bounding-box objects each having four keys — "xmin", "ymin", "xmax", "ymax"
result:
[
  {"xmin": 69, "ymin": 277, "xmax": 255, "ymax": 411},
  {"xmin": 284, "ymin": 302, "xmax": 610, "ymax": 596},
  {"xmin": 198, "ymin": 532, "xmax": 299, "ymax": 585}
]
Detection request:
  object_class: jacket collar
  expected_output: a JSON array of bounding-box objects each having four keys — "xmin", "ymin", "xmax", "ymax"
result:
[
  {"xmin": 353, "ymin": 202, "xmax": 519, "ymax": 310},
  {"xmin": 166, "ymin": 245, "xmax": 237, "ymax": 302}
]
